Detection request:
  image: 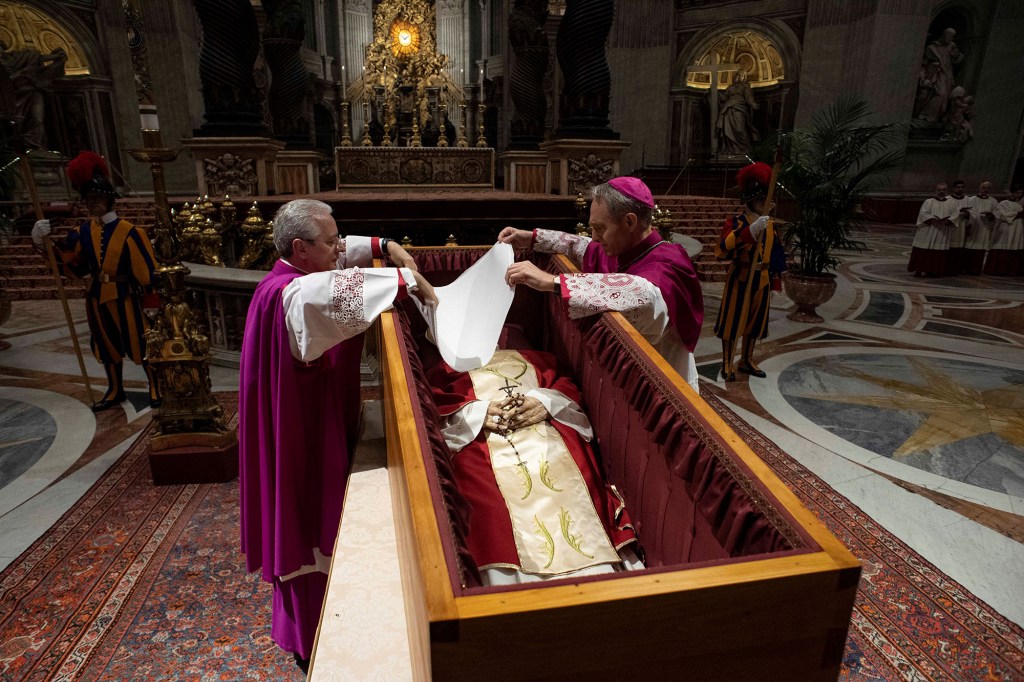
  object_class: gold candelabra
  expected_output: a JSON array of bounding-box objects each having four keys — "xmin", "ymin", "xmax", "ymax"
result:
[
  {"xmin": 437, "ymin": 108, "xmax": 449, "ymax": 148},
  {"xmin": 653, "ymin": 204, "xmax": 673, "ymax": 241},
  {"xmin": 457, "ymin": 102, "xmax": 468, "ymax": 147},
  {"xmin": 575, "ymin": 192, "xmax": 589, "ymax": 235},
  {"xmin": 382, "ymin": 99, "xmax": 394, "ymax": 147},
  {"xmin": 476, "ymin": 102, "xmax": 487, "ymax": 147},
  {"xmin": 361, "ymin": 101, "xmax": 373, "ymax": 146}
]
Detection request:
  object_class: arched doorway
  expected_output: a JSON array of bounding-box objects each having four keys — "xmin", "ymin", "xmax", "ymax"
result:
[
  {"xmin": 0, "ymin": 0, "xmax": 123, "ymax": 193},
  {"xmin": 671, "ymin": 22, "xmax": 800, "ymax": 165}
]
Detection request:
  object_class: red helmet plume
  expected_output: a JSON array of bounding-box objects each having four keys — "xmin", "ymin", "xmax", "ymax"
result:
[
  {"xmin": 66, "ymin": 151, "xmax": 110, "ymax": 190},
  {"xmin": 736, "ymin": 162, "xmax": 772, "ymax": 203}
]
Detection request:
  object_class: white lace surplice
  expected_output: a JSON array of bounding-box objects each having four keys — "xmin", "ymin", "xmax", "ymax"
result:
[
  {"xmin": 534, "ymin": 229, "xmax": 698, "ymax": 392},
  {"xmin": 965, "ymin": 196, "xmax": 1000, "ymax": 251}
]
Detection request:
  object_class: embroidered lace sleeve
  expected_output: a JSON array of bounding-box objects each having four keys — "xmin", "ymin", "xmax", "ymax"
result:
[
  {"xmin": 283, "ymin": 267, "xmax": 404, "ymax": 361},
  {"xmin": 533, "ymin": 229, "xmax": 590, "ymax": 265},
  {"xmin": 562, "ymin": 273, "xmax": 672, "ymax": 340}
]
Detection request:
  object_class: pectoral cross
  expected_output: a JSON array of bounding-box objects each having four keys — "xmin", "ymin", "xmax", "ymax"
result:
[{"xmin": 686, "ymin": 51, "xmax": 740, "ymax": 156}]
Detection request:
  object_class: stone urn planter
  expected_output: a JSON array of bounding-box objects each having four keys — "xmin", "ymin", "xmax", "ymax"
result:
[{"xmin": 783, "ymin": 271, "xmax": 836, "ymax": 323}]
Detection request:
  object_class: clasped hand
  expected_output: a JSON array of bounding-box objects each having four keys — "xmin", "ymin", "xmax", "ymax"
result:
[{"xmin": 484, "ymin": 394, "xmax": 548, "ymax": 432}]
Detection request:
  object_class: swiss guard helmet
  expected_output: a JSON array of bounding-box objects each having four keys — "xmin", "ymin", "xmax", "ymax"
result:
[
  {"xmin": 736, "ymin": 161, "xmax": 773, "ymax": 206},
  {"xmin": 66, "ymin": 151, "xmax": 118, "ymax": 209}
]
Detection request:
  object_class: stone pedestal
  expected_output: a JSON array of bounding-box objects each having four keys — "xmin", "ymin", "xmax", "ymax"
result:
[
  {"xmin": 276, "ymin": 149, "xmax": 323, "ymax": 195},
  {"xmin": 181, "ymin": 137, "xmax": 286, "ymax": 197},
  {"xmin": 17, "ymin": 150, "xmax": 68, "ymax": 203},
  {"xmin": 148, "ymin": 430, "xmax": 239, "ymax": 485},
  {"xmin": 499, "ymin": 150, "xmax": 549, "ymax": 194},
  {"xmin": 539, "ymin": 139, "xmax": 631, "ymax": 195}
]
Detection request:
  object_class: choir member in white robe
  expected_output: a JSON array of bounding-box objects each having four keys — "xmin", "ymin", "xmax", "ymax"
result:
[
  {"xmin": 908, "ymin": 183, "xmax": 964, "ymax": 277},
  {"xmin": 984, "ymin": 187, "xmax": 1024, "ymax": 276},
  {"xmin": 948, "ymin": 180, "xmax": 971, "ymax": 274},
  {"xmin": 964, "ymin": 181, "xmax": 1000, "ymax": 275}
]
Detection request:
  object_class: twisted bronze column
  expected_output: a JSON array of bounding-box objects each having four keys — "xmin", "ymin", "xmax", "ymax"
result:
[
  {"xmin": 262, "ymin": 0, "xmax": 312, "ymax": 146},
  {"xmin": 555, "ymin": 0, "xmax": 617, "ymax": 139},
  {"xmin": 193, "ymin": 0, "xmax": 265, "ymax": 136},
  {"xmin": 508, "ymin": 0, "xmax": 549, "ymax": 149}
]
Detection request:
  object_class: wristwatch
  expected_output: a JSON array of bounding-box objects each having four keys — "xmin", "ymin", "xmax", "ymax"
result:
[{"xmin": 380, "ymin": 237, "xmax": 390, "ymax": 254}]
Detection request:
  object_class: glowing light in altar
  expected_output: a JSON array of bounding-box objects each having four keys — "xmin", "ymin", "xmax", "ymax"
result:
[{"xmin": 389, "ymin": 19, "xmax": 420, "ymax": 58}]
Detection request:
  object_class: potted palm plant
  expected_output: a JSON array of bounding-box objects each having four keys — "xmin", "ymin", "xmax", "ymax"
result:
[{"xmin": 777, "ymin": 95, "xmax": 907, "ymax": 322}]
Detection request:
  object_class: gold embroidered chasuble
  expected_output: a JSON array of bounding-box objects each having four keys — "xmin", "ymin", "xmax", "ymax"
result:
[{"xmin": 467, "ymin": 351, "xmax": 621, "ymax": 575}]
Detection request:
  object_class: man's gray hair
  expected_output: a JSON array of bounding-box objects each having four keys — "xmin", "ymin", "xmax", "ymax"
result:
[
  {"xmin": 273, "ymin": 199, "xmax": 333, "ymax": 257},
  {"xmin": 590, "ymin": 182, "xmax": 653, "ymax": 227}
]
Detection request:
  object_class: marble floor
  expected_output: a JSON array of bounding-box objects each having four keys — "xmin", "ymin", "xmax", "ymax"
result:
[{"xmin": 1, "ymin": 224, "xmax": 1023, "ymax": 677}]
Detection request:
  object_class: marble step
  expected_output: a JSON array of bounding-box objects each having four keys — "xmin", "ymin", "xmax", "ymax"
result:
[{"xmin": 4, "ymin": 285, "xmax": 86, "ymax": 300}]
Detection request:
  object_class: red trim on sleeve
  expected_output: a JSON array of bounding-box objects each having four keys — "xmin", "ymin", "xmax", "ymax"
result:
[
  {"xmin": 738, "ymin": 223, "xmax": 756, "ymax": 245},
  {"xmin": 531, "ymin": 229, "xmax": 538, "ymax": 246},
  {"xmin": 395, "ymin": 274, "xmax": 409, "ymax": 301},
  {"xmin": 559, "ymin": 273, "xmax": 571, "ymax": 309},
  {"xmin": 371, "ymin": 237, "xmax": 383, "ymax": 258}
]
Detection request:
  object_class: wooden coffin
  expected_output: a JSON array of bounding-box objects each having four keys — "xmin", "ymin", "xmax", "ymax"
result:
[{"xmin": 379, "ymin": 247, "xmax": 860, "ymax": 681}]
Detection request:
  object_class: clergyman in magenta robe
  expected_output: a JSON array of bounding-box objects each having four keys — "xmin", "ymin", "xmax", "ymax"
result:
[
  {"xmin": 499, "ymin": 177, "xmax": 704, "ymax": 392},
  {"xmin": 238, "ymin": 199, "xmax": 433, "ymax": 671}
]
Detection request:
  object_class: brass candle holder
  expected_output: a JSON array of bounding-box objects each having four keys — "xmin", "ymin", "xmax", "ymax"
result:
[
  {"xmin": 476, "ymin": 102, "xmax": 487, "ymax": 148},
  {"xmin": 457, "ymin": 102, "xmax": 468, "ymax": 147},
  {"xmin": 361, "ymin": 100, "xmax": 373, "ymax": 146}
]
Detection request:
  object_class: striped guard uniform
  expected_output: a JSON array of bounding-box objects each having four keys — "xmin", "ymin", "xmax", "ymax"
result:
[
  {"xmin": 58, "ymin": 214, "xmax": 158, "ymax": 365},
  {"xmin": 713, "ymin": 213, "xmax": 786, "ymax": 342}
]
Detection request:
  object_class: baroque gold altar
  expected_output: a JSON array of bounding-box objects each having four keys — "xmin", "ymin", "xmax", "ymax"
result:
[
  {"xmin": 334, "ymin": 0, "xmax": 493, "ymax": 189},
  {"xmin": 335, "ymin": 146, "xmax": 494, "ymax": 188}
]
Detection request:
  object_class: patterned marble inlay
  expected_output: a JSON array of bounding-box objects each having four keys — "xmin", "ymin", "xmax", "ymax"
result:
[
  {"xmin": 852, "ymin": 291, "xmax": 906, "ymax": 326},
  {"xmin": 921, "ymin": 321, "xmax": 1012, "ymax": 344},
  {"xmin": 0, "ymin": 398, "xmax": 56, "ymax": 490},
  {"xmin": 777, "ymin": 353, "xmax": 1024, "ymax": 499}
]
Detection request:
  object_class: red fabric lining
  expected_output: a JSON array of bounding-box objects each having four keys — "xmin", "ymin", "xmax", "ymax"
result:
[{"xmin": 394, "ymin": 247, "xmax": 813, "ymax": 595}]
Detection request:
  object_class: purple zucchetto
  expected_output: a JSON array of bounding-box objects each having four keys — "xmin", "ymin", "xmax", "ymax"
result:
[{"xmin": 607, "ymin": 176, "xmax": 655, "ymax": 208}]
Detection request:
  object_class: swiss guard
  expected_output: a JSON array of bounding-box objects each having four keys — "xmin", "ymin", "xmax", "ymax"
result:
[
  {"xmin": 31, "ymin": 151, "xmax": 161, "ymax": 411},
  {"xmin": 713, "ymin": 161, "xmax": 787, "ymax": 382}
]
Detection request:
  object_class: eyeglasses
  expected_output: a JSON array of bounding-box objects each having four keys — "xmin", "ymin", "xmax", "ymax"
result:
[{"xmin": 302, "ymin": 235, "xmax": 343, "ymax": 247}]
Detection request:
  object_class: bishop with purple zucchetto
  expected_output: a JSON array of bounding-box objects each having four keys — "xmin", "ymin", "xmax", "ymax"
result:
[{"xmin": 500, "ymin": 176, "xmax": 704, "ymax": 393}]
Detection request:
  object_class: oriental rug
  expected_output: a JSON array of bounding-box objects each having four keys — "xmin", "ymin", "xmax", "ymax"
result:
[
  {"xmin": 703, "ymin": 392, "xmax": 1024, "ymax": 682},
  {"xmin": 1, "ymin": 391, "xmax": 1022, "ymax": 681},
  {"xmin": 0, "ymin": 394, "xmax": 303, "ymax": 682}
]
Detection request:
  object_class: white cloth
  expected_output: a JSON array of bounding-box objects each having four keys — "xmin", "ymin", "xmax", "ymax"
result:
[
  {"xmin": 992, "ymin": 200, "xmax": 1024, "ymax": 251},
  {"xmin": 440, "ymin": 387, "xmax": 593, "ymax": 453},
  {"xmin": 482, "ymin": 546, "xmax": 644, "ymax": 586},
  {"xmin": 534, "ymin": 229, "xmax": 699, "ymax": 393},
  {"xmin": 280, "ymin": 235, "xmax": 415, "ymax": 362},
  {"xmin": 412, "ymin": 243, "xmax": 515, "ymax": 372},
  {"xmin": 912, "ymin": 197, "xmax": 963, "ymax": 250},
  {"xmin": 965, "ymin": 195, "xmax": 1000, "ymax": 251},
  {"xmin": 31, "ymin": 219, "xmax": 51, "ymax": 245},
  {"xmin": 949, "ymin": 195, "xmax": 971, "ymax": 248}
]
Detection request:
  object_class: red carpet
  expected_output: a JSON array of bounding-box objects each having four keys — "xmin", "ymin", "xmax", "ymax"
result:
[
  {"xmin": 0, "ymin": 395, "xmax": 303, "ymax": 681},
  {"xmin": 703, "ymin": 393, "xmax": 1024, "ymax": 682},
  {"xmin": 1, "ymin": 392, "xmax": 1022, "ymax": 680}
]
